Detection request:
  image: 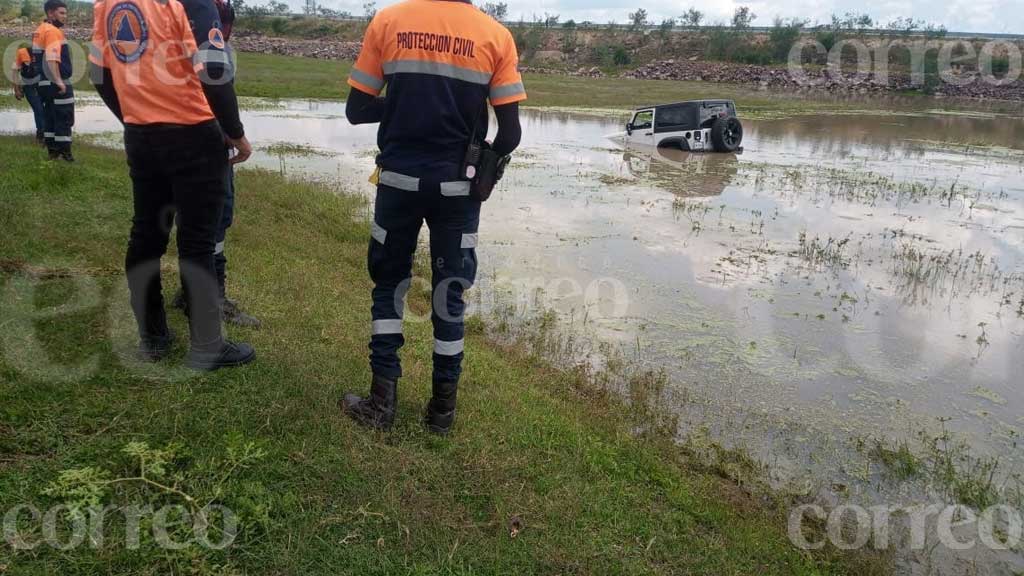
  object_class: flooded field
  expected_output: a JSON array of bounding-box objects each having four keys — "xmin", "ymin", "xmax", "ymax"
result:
[{"xmin": 4, "ymin": 95, "xmax": 1024, "ymax": 569}]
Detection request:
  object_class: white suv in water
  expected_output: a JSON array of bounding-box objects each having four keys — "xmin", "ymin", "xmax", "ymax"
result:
[{"xmin": 622, "ymin": 100, "xmax": 744, "ymax": 153}]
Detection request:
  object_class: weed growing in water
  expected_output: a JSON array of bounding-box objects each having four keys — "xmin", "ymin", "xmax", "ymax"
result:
[
  {"xmin": 797, "ymin": 232, "xmax": 852, "ymax": 270},
  {"xmin": 868, "ymin": 440, "xmax": 922, "ymax": 481},
  {"xmin": 922, "ymin": 424, "xmax": 1002, "ymax": 510}
]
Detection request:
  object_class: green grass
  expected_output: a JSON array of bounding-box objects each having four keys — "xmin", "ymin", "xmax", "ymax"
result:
[
  {"xmin": 233, "ymin": 50, "xmax": 352, "ymax": 100},
  {"xmin": 0, "ymin": 136, "xmax": 886, "ymax": 574},
  {"xmin": 0, "ymin": 35, "xmax": 851, "ymax": 115}
]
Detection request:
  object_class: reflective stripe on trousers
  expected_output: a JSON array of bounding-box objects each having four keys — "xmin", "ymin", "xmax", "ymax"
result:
[
  {"xmin": 41, "ymin": 83, "xmax": 74, "ymax": 152},
  {"xmin": 367, "ymin": 179, "xmax": 481, "ymax": 383}
]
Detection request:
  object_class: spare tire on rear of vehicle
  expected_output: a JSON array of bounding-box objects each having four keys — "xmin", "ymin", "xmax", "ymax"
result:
[{"xmin": 710, "ymin": 116, "xmax": 743, "ymax": 153}]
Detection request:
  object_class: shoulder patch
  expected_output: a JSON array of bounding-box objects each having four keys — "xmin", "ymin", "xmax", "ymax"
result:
[
  {"xmin": 107, "ymin": 2, "xmax": 149, "ymax": 63},
  {"xmin": 208, "ymin": 27, "xmax": 225, "ymax": 49}
]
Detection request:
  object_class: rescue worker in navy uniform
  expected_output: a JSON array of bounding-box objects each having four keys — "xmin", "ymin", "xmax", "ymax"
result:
[
  {"xmin": 31, "ymin": 0, "xmax": 74, "ymax": 162},
  {"xmin": 341, "ymin": 0, "xmax": 526, "ymax": 434},
  {"xmin": 89, "ymin": 0, "xmax": 256, "ymax": 369},
  {"xmin": 11, "ymin": 42, "xmax": 45, "ymax": 143},
  {"xmin": 171, "ymin": 0, "xmax": 262, "ymax": 328}
]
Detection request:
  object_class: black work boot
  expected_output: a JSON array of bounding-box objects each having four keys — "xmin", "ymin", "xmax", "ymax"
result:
[
  {"xmin": 341, "ymin": 374, "xmax": 398, "ymax": 431},
  {"xmin": 186, "ymin": 340, "xmax": 256, "ymax": 371},
  {"xmin": 424, "ymin": 380, "xmax": 458, "ymax": 435},
  {"xmin": 171, "ymin": 288, "xmax": 188, "ymax": 314},
  {"xmin": 59, "ymin": 151, "xmax": 74, "ymax": 163},
  {"xmin": 222, "ymin": 298, "xmax": 261, "ymax": 328},
  {"xmin": 137, "ymin": 329, "xmax": 176, "ymax": 362},
  {"xmin": 47, "ymin": 149, "xmax": 60, "ymax": 160}
]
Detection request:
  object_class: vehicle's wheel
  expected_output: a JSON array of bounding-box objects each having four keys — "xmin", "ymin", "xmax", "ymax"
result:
[{"xmin": 710, "ymin": 117, "xmax": 743, "ymax": 153}]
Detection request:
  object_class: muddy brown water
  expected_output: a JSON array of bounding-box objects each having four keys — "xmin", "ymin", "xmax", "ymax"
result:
[{"xmin": 4, "ymin": 97, "xmax": 1024, "ymax": 542}]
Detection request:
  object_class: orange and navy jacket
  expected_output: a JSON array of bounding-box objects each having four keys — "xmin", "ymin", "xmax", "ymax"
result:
[
  {"xmin": 90, "ymin": 0, "xmax": 231, "ymax": 127},
  {"xmin": 12, "ymin": 47, "xmax": 37, "ymax": 81},
  {"xmin": 31, "ymin": 20, "xmax": 72, "ymax": 82},
  {"xmin": 348, "ymin": 0, "xmax": 527, "ymax": 177}
]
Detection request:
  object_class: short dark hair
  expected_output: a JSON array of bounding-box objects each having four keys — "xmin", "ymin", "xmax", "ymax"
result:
[{"xmin": 44, "ymin": 0, "xmax": 67, "ymax": 13}]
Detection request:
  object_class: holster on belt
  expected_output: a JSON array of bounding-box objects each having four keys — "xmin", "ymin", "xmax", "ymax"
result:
[{"xmin": 462, "ymin": 141, "xmax": 510, "ymax": 202}]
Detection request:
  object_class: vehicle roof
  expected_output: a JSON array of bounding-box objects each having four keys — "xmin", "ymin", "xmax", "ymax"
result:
[{"xmin": 633, "ymin": 100, "xmax": 735, "ymax": 111}]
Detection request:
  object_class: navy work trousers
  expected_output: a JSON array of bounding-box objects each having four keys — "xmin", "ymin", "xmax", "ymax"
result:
[
  {"xmin": 368, "ymin": 183, "xmax": 481, "ymax": 384},
  {"xmin": 41, "ymin": 83, "xmax": 73, "ymax": 153},
  {"xmin": 22, "ymin": 84, "xmax": 45, "ymax": 139}
]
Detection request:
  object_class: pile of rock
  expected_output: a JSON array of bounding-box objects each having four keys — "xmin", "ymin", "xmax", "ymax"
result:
[
  {"xmin": 0, "ymin": 24, "xmax": 91, "ymax": 42},
  {"xmin": 520, "ymin": 66, "xmax": 605, "ymax": 78},
  {"xmin": 0, "ymin": 25, "xmax": 361, "ymax": 61},
  {"xmin": 230, "ymin": 30, "xmax": 361, "ymax": 61}
]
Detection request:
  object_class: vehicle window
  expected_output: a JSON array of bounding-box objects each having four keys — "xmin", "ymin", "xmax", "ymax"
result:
[
  {"xmin": 655, "ymin": 105, "xmax": 696, "ymax": 129},
  {"xmin": 655, "ymin": 106, "xmax": 689, "ymax": 128},
  {"xmin": 632, "ymin": 110, "xmax": 653, "ymax": 129}
]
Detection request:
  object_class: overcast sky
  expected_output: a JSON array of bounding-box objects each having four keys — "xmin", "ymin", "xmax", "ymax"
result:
[{"xmin": 310, "ymin": 0, "xmax": 1022, "ymax": 34}]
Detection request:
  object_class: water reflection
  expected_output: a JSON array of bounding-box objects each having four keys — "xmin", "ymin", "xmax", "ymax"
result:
[{"xmin": 620, "ymin": 147, "xmax": 741, "ymax": 198}]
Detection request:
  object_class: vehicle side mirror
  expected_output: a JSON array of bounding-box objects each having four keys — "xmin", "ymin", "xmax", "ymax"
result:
[{"xmin": 626, "ymin": 123, "xmax": 633, "ymax": 135}]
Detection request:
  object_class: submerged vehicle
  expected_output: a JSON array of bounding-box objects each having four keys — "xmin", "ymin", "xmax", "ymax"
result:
[{"xmin": 619, "ymin": 100, "xmax": 744, "ymax": 153}]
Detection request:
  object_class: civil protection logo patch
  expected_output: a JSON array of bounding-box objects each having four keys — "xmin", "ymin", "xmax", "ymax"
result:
[
  {"xmin": 208, "ymin": 27, "xmax": 225, "ymax": 49},
  {"xmin": 107, "ymin": 2, "xmax": 149, "ymax": 63}
]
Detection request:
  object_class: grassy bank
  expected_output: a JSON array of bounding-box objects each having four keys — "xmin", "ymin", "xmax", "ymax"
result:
[
  {"xmin": 0, "ymin": 136, "xmax": 884, "ymax": 574},
  {"xmin": 0, "ymin": 35, "xmax": 861, "ymax": 116}
]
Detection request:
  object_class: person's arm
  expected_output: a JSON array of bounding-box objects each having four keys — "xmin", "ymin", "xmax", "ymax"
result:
[
  {"xmin": 345, "ymin": 14, "xmax": 386, "ymax": 125},
  {"xmin": 491, "ymin": 103, "xmax": 521, "ymax": 156},
  {"xmin": 11, "ymin": 59, "xmax": 23, "ymax": 99},
  {"xmin": 487, "ymin": 28, "xmax": 527, "ymax": 157},
  {"xmin": 88, "ymin": 5, "xmax": 123, "ymax": 123},
  {"xmin": 90, "ymin": 62, "xmax": 123, "ymax": 122},
  {"xmin": 177, "ymin": 0, "xmax": 249, "ymax": 163},
  {"xmin": 48, "ymin": 60, "xmax": 64, "ymax": 93},
  {"xmin": 44, "ymin": 30, "xmax": 66, "ymax": 93},
  {"xmin": 345, "ymin": 87, "xmax": 385, "ymax": 124}
]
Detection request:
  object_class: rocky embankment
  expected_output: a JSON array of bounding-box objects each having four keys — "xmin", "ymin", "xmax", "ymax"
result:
[
  {"xmin": 4, "ymin": 25, "xmax": 1020, "ymax": 101},
  {"xmin": 624, "ymin": 58, "xmax": 1024, "ymax": 101},
  {"xmin": 1, "ymin": 26, "xmax": 361, "ymax": 60},
  {"xmin": 229, "ymin": 30, "xmax": 361, "ymax": 60}
]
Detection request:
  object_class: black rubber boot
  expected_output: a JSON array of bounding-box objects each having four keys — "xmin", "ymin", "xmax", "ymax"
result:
[
  {"xmin": 171, "ymin": 288, "xmax": 188, "ymax": 314},
  {"xmin": 222, "ymin": 298, "xmax": 261, "ymax": 328},
  {"xmin": 59, "ymin": 151, "xmax": 75, "ymax": 163},
  {"xmin": 424, "ymin": 380, "xmax": 458, "ymax": 435},
  {"xmin": 138, "ymin": 329, "xmax": 176, "ymax": 362},
  {"xmin": 341, "ymin": 374, "xmax": 398, "ymax": 431},
  {"xmin": 173, "ymin": 289, "xmax": 259, "ymax": 329},
  {"xmin": 186, "ymin": 340, "xmax": 256, "ymax": 371}
]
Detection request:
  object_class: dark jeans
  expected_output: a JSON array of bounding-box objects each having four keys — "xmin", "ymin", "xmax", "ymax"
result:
[
  {"xmin": 22, "ymin": 84, "xmax": 45, "ymax": 138},
  {"xmin": 124, "ymin": 120, "xmax": 229, "ymax": 350},
  {"xmin": 214, "ymin": 167, "xmax": 235, "ymax": 297}
]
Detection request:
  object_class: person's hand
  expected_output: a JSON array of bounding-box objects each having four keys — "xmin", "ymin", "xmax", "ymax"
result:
[
  {"xmin": 13, "ymin": 86, "xmax": 23, "ymax": 100},
  {"xmin": 56, "ymin": 81, "xmax": 67, "ymax": 95},
  {"xmin": 227, "ymin": 135, "xmax": 251, "ymax": 165}
]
